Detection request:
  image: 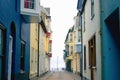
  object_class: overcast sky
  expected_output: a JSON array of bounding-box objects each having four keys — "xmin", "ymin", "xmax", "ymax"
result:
[{"xmin": 41, "ymin": 0, "xmax": 78, "ymax": 69}]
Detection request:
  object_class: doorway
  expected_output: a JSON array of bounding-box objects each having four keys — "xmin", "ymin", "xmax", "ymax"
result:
[
  {"xmin": 0, "ymin": 25, "xmax": 6, "ymax": 80},
  {"xmin": 88, "ymin": 35, "xmax": 96, "ymax": 80}
]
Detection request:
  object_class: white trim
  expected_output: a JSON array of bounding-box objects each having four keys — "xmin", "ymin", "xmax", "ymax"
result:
[{"xmin": 8, "ymin": 36, "xmax": 13, "ymax": 80}]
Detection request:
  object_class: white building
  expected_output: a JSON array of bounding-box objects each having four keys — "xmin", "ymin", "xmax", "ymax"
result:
[
  {"xmin": 38, "ymin": 6, "xmax": 52, "ymax": 76},
  {"xmin": 81, "ymin": 0, "xmax": 101, "ymax": 80}
]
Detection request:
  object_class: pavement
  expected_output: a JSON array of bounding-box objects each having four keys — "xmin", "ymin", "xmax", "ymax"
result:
[{"xmin": 38, "ymin": 71, "xmax": 81, "ymax": 80}]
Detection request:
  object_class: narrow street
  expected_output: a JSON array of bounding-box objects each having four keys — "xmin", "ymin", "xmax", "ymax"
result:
[{"xmin": 39, "ymin": 71, "xmax": 81, "ymax": 80}]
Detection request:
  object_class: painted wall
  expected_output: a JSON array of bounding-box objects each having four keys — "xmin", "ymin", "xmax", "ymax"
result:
[
  {"xmin": 0, "ymin": 0, "xmax": 20, "ymax": 79},
  {"xmin": 82, "ymin": 0, "xmax": 101, "ymax": 80},
  {"xmin": 30, "ymin": 23, "xmax": 38, "ymax": 78},
  {"xmin": 21, "ymin": 22, "xmax": 30, "ymax": 80},
  {"xmin": 39, "ymin": 25, "xmax": 46, "ymax": 75},
  {"xmin": 0, "ymin": 0, "xmax": 29, "ymax": 80},
  {"xmin": 100, "ymin": 0, "xmax": 120, "ymax": 80}
]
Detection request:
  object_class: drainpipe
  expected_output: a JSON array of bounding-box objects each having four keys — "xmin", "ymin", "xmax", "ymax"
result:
[
  {"xmin": 80, "ymin": 12, "xmax": 83, "ymax": 80},
  {"xmin": 37, "ymin": 23, "xmax": 40, "ymax": 77},
  {"xmin": 99, "ymin": 0, "xmax": 103, "ymax": 80}
]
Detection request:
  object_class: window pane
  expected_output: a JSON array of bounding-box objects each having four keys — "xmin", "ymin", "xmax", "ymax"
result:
[
  {"xmin": 84, "ymin": 46, "xmax": 86, "ymax": 70},
  {"xmin": 20, "ymin": 41, "xmax": 25, "ymax": 70},
  {"xmin": 24, "ymin": 0, "xmax": 35, "ymax": 9}
]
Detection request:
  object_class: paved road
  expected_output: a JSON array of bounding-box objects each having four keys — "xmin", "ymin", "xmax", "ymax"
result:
[{"xmin": 39, "ymin": 71, "xmax": 81, "ymax": 80}]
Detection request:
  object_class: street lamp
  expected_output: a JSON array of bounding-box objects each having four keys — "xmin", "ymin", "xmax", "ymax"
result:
[{"xmin": 57, "ymin": 55, "xmax": 58, "ymax": 71}]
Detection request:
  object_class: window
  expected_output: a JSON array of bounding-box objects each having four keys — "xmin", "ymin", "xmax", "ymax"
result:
[
  {"xmin": 89, "ymin": 35, "xmax": 96, "ymax": 67},
  {"xmin": 83, "ymin": 13, "xmax": 86, "ymax": 32},
  {"xmin": 91, "ymin": 0, "xmax": 95, "ymax": 19},
  {"xmin": 20, "ymin": 41, "xmax": 25, "ymax": 71},
  {"xmin": 71, "ymin": 46, "xmax": 73, "ymax": 54},
  {"xmin": 84, "ymin": 46, "xmax": 86, "ymax": 70},
  {"xmin": 70, "ymin": 33, "xmax": 72, "ymax": 42},
  {"xmin": 24, "ymin": 0, "xmax": 35, "ymax": 9},
  {"xmin": 35, "ymin": 26, "xmax": 38, "ymax": 40},
  {"xmin": 78, "ymin": 29, "xmax": 81, "ymax": 42}
]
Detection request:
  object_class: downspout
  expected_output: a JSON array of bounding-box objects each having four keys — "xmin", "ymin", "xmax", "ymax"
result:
[
  {"xmin": 37, "ymin": 23, "xmax": 40, "ymax": 77},
  {"xmin": 99, "ymin": 0, "xmax": 103, "ymax": 80},
  {"xmin": 80, "ymin": 14, "xmax": 83, "ymax": 80}
]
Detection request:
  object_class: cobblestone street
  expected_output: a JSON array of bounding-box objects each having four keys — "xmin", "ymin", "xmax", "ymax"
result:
[{"xmin": 39, "ymin": 71, "xmax": 81, "ymax": 80}]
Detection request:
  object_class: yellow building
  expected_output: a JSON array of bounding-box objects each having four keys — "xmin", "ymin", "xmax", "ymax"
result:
[
  {"xmin": 64, "ymin": 25, "xmax": 81, "ymax": 74},
  {"xmin": 30, "ymin": 23, "xmax": 39, "ymax": 78},
  {"xmin": 29, "ymin": 6, "xmax": 52, "ymax": 78},
  {"xmin": 64, "ymin": 27, "xmax": 74, "ymax": 72}
]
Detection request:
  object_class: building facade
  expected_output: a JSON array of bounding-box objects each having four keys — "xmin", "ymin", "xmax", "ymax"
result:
[
  {"xmin": 77, "ymin": 0, "xmax": 120, "ymax": 80},
  {"xmin": 77, "ymin": 0, "xmax": 101, "ymax": 80},
  {"xmin": 38, "ymin": 6, "xmax": 52, "ymax": 76},
  {"xmin": 30, "ymin": 23, "xmax": 39, "ymax": 78},
  {"xmin": 64, "ymin": 15, "xmax": 82, "ymax": 75},
  {"xmin": 100, "ymin": 0, "xmax": 120, "ymax": 80},
  {"xmin": 64, "ymin": 28, "xmax": 73, "ymax": 72},
  {"xmin": 73, "ymin": 16, "xmax": 82, "ymax": 75},
  {"xmin": 0, "ymin": 0, "xmax": 41, "ymax": 80}
]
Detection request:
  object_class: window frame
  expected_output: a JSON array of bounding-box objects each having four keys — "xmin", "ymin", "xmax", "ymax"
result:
[
  {"xmin": 84, "ymin": 45, "xmax": 86, "ymax": 70},
  {"xmin": 24, "ymin": 0, "xmax": 35, "ymax": 9},
  {"xmin": 91, "ymin": 0, "xmax": 95, "ymax": 20},
  {"xmin": 20, "ymin": 40, "xmax": 26, "ymax": 71},
  {"xmin": 78, "ymin": 29, "xmax": 81, "ymax": 42},
  {"xmin": 88, "ymin": 35, "xmax": 96, "ymax": 68}
]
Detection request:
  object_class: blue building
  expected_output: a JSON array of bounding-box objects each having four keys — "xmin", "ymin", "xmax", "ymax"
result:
[
  {"xmin": 0, "ymin": 0, "xmax": 41, "ymax": 79},
  {"xmin": 0, "ymin": 0, "xmax": 29, "ymax": 80},
  {"xmin": 100, "ymin": 0, "xmax": 120, "ymax": 80}
]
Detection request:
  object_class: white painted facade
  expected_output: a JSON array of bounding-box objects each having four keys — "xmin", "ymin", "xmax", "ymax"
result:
[
  {"xmin": 20, "ymin": 0, "xmax": 41, "ymax": 22},
  {"xmin": 39, "ymin": 7, "xmax": 51, "ymax": 76},
  {"xmin": 82, "ymin": 0, "xmax": 101, "ymax": 80}
]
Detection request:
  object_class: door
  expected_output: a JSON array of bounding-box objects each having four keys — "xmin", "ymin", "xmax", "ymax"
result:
[
  {"xmin": 90, "ymin": 47, "xmax": 94, "ymax": 80},
  {"xmin": 0, "ymin": 28, "xmax": 5, "ymax": 80},
  {"xmin": 89, "ymin": 35, "xmax": 96, "ymax": 80},
  {"xmin": 8, "ymin": 36, "xmax": 13, "ymax": 80}
]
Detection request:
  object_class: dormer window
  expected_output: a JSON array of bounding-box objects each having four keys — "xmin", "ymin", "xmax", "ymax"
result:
[{"xmin": 24, "ymin": 0, "xmax": 35, "ymax": 9}]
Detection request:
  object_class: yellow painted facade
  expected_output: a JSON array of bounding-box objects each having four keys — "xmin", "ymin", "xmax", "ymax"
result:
[
  {"xmin": 64, "ymin": 26, "xmax": 80, "ymax": 74},
  {"xmin": 30, "ymin": 23, "xmax": 38, "ymax": 77}
]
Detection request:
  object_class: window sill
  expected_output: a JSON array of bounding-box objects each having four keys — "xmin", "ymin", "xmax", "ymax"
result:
[
  {"xmin": 88, "ymin": 66, "xmax": 97, "ymax": 70},
  {"xmin": 92, "ymin": 66, "xmax": 97, "ymax": 70},
  {"xmin": 20, "ymin": 70, "xmax": 26, "ymax": 74}
]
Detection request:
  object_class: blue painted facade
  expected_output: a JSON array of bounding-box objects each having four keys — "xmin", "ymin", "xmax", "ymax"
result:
[
  {"xmin": 100, "ymin": 0, "xmax": 120, "ymax": 80},
  {"xmin": 0, "ymin": 0, "xmax": 30, "ymax": 80}
]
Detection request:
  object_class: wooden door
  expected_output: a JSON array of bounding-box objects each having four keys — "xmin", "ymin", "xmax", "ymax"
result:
[{"xmin": 89, "ymin": 35, "xmax": 96, "ymax": 80}]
